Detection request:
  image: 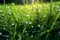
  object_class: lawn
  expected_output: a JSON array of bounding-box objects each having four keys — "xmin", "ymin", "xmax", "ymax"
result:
[{"xmin": 0, "ymin": 1, "xmax": 60, "ymax": 40}]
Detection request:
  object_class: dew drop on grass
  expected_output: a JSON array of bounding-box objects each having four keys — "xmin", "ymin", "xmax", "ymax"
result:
[
  {"xmin": 26, "ymin": 33, "xmax": 29, "ymax": 36},
  {"xmin": 0, "ymin": 32, "xmax": 2, "ymax": 35},
  {"xmin": 0, "ymin": 10, "xmax": 3, "ymax": 12},
  {"xmin": 31, "ymin": 35, "xmax": 33, "ymax": 38},
  {"xmin": 44, "ymin": 16, "xmax": 46, "ymax": 18},
  {"xmin": 34, "ymin": 5, "xmax": 36, "ymax": 8},
  {"xmin": 37, "ymin": 24, "xmax": 40, "ymax": 27},
  {"xmin": 31, "ymin": 26, "xmax": 34, "ymax": 28},
  {"xmin": 58, "ymin": 31, "xmax": 60, "ymax": 36},
  {"xmin": 29, "ymin": 21, "xmax": 32, "ymax": 24},
  {"xmin": 57, "ymin": 8, "xmax": 60, "ymax": 12},
  {"xmin": 52, "ymin": 5, "xmax": 55, "ymax": 8},
  {"xmin": 56, "ymin": 5, "xmax": 60, "ymax": 12},
  {"xmin": 6, "ymin": 39, "xmax": 8, "ymax": 40},
  {"xmin": 25, "ymin": 31, "xmax": 27, "ymax": 33},
  {"xmin": 32, "ymin": 31, "xmax": 34, "ymax": 33},
  {"xmin": 11, "ymin": 23, "xmax": 15, "ymax": 26},
  {"xmin": 26, "ymin": 14, "xmax": 30, "ymax": 17},
  {"xmin": 26, "ymin": 6, "xmax": 28, "ymax": 8},
  {"xmin": 58, "ymin": 8, "xmax": 60, "ymax": 12},
  {"xmin": 56, "ymin": 5, "xmax": 60, "ymax": 8},
  {"xmin": 25, "ymin": 21, "xmax": 28, "ymax": 24},
  {"xmin": 38, "ymin": 10, "xmax": 40, "ymax": 12},
  {"xmin": 59, "ymin": 31, "xmax": 60, "ymax": 33},
  {"xmin": 10, "ymin": 18, "xmax": 14, "ymax": 21},
  {"xmin": 19, "ymin": 24, "xmax": 21, "ymax": 25}
]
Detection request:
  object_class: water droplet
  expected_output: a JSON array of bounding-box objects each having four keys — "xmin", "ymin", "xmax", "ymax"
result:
[
  {"xmin": 57, "ymin": 31, "xmax": 60, "ymax": 36},
  {"xmin": 0, "ymin": 10, "xmax": 3, "ymax": 12},
  {"xmin": 0, "ymin": 32, "xmax": 2, "ymax": 35},
  {"xmin": 10, "ymin": 18, "xmax": 14, "ymax": 21},
  {"xmin": 19, "ymin": 24, "xmax": 21, "ymax": 25},
  {"xmin": 56, "ymin": 5, "xmax": 60, "ymax": 8},
  {"xmin": 59, "ymin": 31, "xmax": 60, "ymax": 34},
  {"xmin": 34, "ymin": 5, "xmax": 36, "ymax": 8},
  {"xmin": 11, "ymin": 23, "xmax": 15, "ymax": 26},
  {"xmin": 25, "ymin": 21, "xmax": 29, "ymax": 24},
  {"xmin": 37, "ymin": 24, "xmax": 40, "ymax": 27},
  {"xmin": 38, "ymin": 10, "xmax": 40, "ymax": 12},
  {"xmin": 56, "ymin": 5, "xmax": 60, "ymax": 12},
  {"xmin": 31, "ymin": 26, "xmax": 34, "ymax": 28},
  {"xmin": 32, "ymin": 31, "xmax": 34, "ymax": 33},
  {"xmin": 29, "ymin": 21, "xmax": 32, "ymax": 24},
  {"xmin": 6, "ymin": 39, "xmax": 8, "ymax": 40},
  {"xmin": 31, "ymin": 35, "xmax": 33, "ymax": 38},
  {"xmin": 58, "ymin": 8, "xmax": 60, "ymax": 12},
  {"xmin": 26, "ymin": 14, "xmax": 30, "ymax": 17},
  {"xmin": 26, "ymin": 33, "xmax": 29, "ymax": 36},
  {"xmin": 3, "ymin": 27, "xmax": 6, "ymax": 30},
  {"xmin": 52, "ymin": 5, "xmax": 55, "ymax": 8},
  {"xmin": 25, "ymin": 31, "xmax": 27, "ymax": 33},
  {"xmin": 44, "ymin": 16, "xmax": 46, "ymax": 18}
]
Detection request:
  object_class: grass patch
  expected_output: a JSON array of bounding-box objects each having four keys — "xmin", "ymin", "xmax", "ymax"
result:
[{"xmin": 0, "ymin": 2, "xmax": 60, "ymax": 40}]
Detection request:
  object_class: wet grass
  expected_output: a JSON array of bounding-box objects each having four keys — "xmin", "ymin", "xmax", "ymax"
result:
[{"xmin": 0, "ymin": 1, "xmax": 60, "ymax": 40}]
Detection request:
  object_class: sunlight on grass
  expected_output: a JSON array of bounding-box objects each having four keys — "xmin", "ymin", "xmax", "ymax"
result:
[{"xmin": 0, "ymin": 0, "xmax": 60, "ymax": 40}]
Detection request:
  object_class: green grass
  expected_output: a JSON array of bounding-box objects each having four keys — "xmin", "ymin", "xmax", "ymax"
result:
[{"xmin": 0, "ymin": 2, "xmax": 60, "ymax": 40}]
